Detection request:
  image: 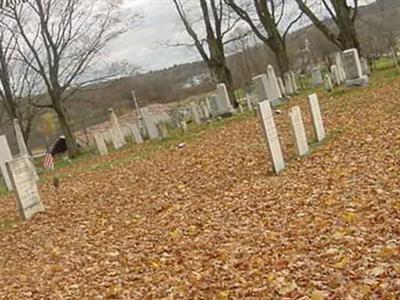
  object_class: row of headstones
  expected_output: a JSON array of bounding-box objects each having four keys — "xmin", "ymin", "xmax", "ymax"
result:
[
  {"xmin": 0, "ymin": 121, "xmax": 43, "ymax": 220},
  {"xmin": 312, "ymin": 48, "xmax": 370, "ymax": 91},
  {"xmin": 93, "ymin": 107, "xmax": 172, "ymax": 156},
  {"xmin": 258, "ymin": 93, "xmax": 325, "ymax": 174}
]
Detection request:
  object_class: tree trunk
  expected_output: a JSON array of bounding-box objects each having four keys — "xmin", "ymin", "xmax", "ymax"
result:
[
  {"xmin": 53, "ymin": 96, "xmax": 78, "ymax": 158},
  {"xmin": 210, "ymin": 62, "xmax": 238, "ymax": 108}
]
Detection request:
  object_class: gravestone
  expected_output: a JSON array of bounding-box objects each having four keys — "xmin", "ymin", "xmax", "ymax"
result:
[
  {"xmin": 180, "ymin": 120, "xmax": 188, "ymax": 132},
  {"xmin": 324, "ymin": 74, "xmax": 333, "ymax": 92},
  {"xmin": 6, "ymin": 156, "xmax": 44, "ymax": 220},
  {"xmin": 258, "ymin": 100, "xmax": 285, "ymax": 174},
  {"xmin": 253, "ymin": 74, "xmax": 271, "ymax": 103},
  {"xmin": 190, "ymin": 103, "xmax": 202, "ymax": 125},
  {"xmin": 311, "ymin": 67, "xmax": 323, "ymax": 87},
  {"xmin": 289, "ymin": 106, "xmax": 309, "ymax": 156},
  {"xmin": 13, "ymin": 119, "xmax": 39, "ymax": 181},
  {"xmin": 277, "ymin": 77, "xmax": 286, "ymax": 96},
  {"xmin": 267, "ymin": 65, "xmax": 282, "ymax": 99},
  {"xmin": 360, "ymin": 57, "xmax": 370, "ymax": 75},
  {"xmin": 130, "ymin": 124, "xmax": 144, "ymax": 144},
  {"xmin": 216, "ymin": 83, "xmax": 235, "ymax": 117},
  {"xmin": 290, "ymin": 71, "xmax": 299, "ymax": 92},
  {"xmin": 343, "ymin": 48, "xmax": 368, "ymax": 86},
  {"xmin": 0, "ymin": 135, "xmax": 13, "ymax": 191},
  {"xmin": 109, "ymin": 108, "xmax": 126, "ymax": 146},
  {"xmin": 330, "ymin": 65, "xmax": 341, "ymax": 86},
  {"xmin": 335, "ymin": 52, "xmax": 347, "ymax": 82},
  {"xmin": 200, "ymin": 102, "xmax": 211, "ymax": 119},
  {"xmin": 157, "ymin": 122, "xmax": 170, "ymax": 139},
  {"xmin": 109, "ymin": 128, "xmax": 124, "ymax": 150},
  {"xmin": 94, "ymin": 133, "xmax": 108, "ymax": 156},
  {"xmin": 140, "ymin": 107, "xmax": 160, "ymax": 140},
  {"xmin": 308, "ymin": 94, "xmax": 326, "ymax": 142},
  {"xmin": 245, "ymin": 93, "xmax": 254, "ymax": 111},
  {"xmin": 13, "ymin": 119, "xmax": 28, "ymax": 155},
  {"xmin": 284, "ymin": 72, "xmax": 294, "ymax": 95}
]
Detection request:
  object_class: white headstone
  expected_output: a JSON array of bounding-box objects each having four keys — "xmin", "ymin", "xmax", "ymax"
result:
[
  {"xmin": 0, "ymin": 135, "xmax": 13, "ymax": 191},
  {"xmin": 201, "ymin": 102, "xmax": 211, "ymax": 119},
  {"xmin": 190, "ymin": 103, "xmax": 202, "ymax": 125},
  {"xmin": 290, "ymin": 71, "xmax": 299, "ymax": 92},
  {"xmin": 130, "ymin": 124, "xmax": 144, "ymax": 144},
  {"xmin": 258, "ymin": 100, "xmax": 285, "ymax": 174},
  {"xmin": 6, "ymin": 156, "xmax": 44, "ymax": 220},
  {"xmin": 330, "ymin": 65, "xmax": 341, "ymax": 85},
  {"xmin": 253, "ymin": 74, "xmax": 272, "ymax": 103},
  {"xmin": 289, "ymin": 106, "xmax": 309, "ymax": 156},
  {"xmin": 216, "ymin": 83, "xmax": 235, "ymax": 116},
  {"xmin": 335, "ymin": 52, "xmax": 347, "ymax": 82},
  {"xmin": 180, "ymin": 120, "xmax": 188, "ymax": 132},
  {"xmin": 245, "ymin": 94, "xmax": 254, "ymax": 111},
  {"xmin": 157, "ymin": 122, "xmax": 170, "ymax": 139},
  {"xmin": 308, "ymin": 94, "xmax": 326, "ymax": 142},
  {"xmin": 277, "ymin": 77, "xmax": 286, "ymax": 96},
  {"xmin": 360, "ymin": 57, "xmax": 370, "ymax": 75},
  {"xmin": 284, "ymin": 73, "xmax": 294, "ymax": 95},
  {"xmin": 343, "ymin": 48, "xmax": 363, "ymax": 79},
  {"xmin": 109, "ymin": 128, "xmax": 124, "ymax": 150},
  {"xmin": 343, "ymin": 49, "xmax": 368, "ymax": 86},
  {"xmin": 94, "ymin": 133, "xmax": 108, "ymax": 156},
  {"xmin": 109, "ymin": 108, "xmax": 126, "ymax": 146},
  {"xmin": 324, "ymin": 74, "xmax": 333, "ymax": 92},
  {"xmin": 141, "ymin": 107, "xmax": 160, "ymax": 140},
  {"xmin": 311, "ymin": 67, "xmax": 323, "ymax": 87},
  {"xmin": 267, "ymin": 65, "xmax": 282, "ymax": 99},
  {"xmin": 13, "ymin": 119, "xmax": 28, "ymax": 155}
]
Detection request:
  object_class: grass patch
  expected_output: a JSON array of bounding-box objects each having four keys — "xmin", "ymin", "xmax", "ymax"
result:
[{"xmin": 0, "ymin": 184, "xmax": 9, "ymax": 198}]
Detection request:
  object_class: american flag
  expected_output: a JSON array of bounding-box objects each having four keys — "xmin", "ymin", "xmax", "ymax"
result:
[{"xmin": 43, "ymin": 152, "xmax": 55, "ymax": 169}]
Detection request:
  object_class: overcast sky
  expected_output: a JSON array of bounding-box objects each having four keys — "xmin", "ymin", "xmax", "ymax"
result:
[
  {"xmin": 107, "ymin": 0, "xmax": 198, "ymax": 71},
  {"xmin": 107, "ymin": 0, "xmax": 376, "ymax": 72}
]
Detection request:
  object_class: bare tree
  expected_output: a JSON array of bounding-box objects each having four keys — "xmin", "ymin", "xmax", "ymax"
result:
[
  {"xmin": 225, "ymin": 0, "xmax": 302, "ymax": 74},
  {"xmin": 294, "ymin": 0, "xmax": 360, "ymax": 51},
  {"xmin": 6, "ymin": 0, "xmax": 129, "ymax": 158},
  {"xmin": 0, "ymin": 15, "xmax": 39, "ymax": 148},
  {"xmin": 171, "ymin": 0, "xmax": 241, "ymax": 107}
]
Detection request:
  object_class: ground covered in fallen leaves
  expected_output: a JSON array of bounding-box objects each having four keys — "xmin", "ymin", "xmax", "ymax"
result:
[{"xmin": 1, "ymin": 72, "xmax": 400, "ymax": 299}]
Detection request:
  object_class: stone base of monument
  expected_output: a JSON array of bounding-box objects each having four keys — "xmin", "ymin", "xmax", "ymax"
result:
[{"xmin": 346, "ymin": 75, "xmax": 369, "ymax": 87}]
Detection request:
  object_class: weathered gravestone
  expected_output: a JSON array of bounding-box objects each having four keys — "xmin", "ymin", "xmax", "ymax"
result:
[
  {"xmin": 330, "ymin": 65, "xmax": 341, "ymax": 86},
  {"xmin": 109, "ymin": 128, "xmax": 124, "ymax": 150},
  {"xmin": 360, "ymin": 57, "xmax": 370, "ymax": 76},
  {"xmin": 343, "ymin": 48, "xmax": 368, "ymax": 86},
  {"xmin": 324, "ymin": 74, "xmax": 333, "ymax": 92},
  {"xmin": 157, "ymin": 122, "xmax": 170, "ymax": 139},
  {"xmin": 6, "ymin": 156, "xmax": 44, "ymax": 220},
  {"xmin": 284, "ymin": 72, "xmax": 294, "ymax": 95},
  {"xmin": 216, "ymin": 83, "xmax": 235, "ymax": 117},
  {"xmin": 245, "ymin": 93, "xmax": 254, "ymax": 111},
  {"xmin": 109, "ymin": 108, "xmax": 126, "ymax": 146},
  {"xmin": 335, "ymin": 52, "xmax": 347, "ymax": 82},
  {"xmin": 0, "ymin": 135, "xmax": 13, "ymax": 191},
  {"xmin": 190, "ymin": 103, "xmax": 202, "ymax": 125},
  {"xmin": 130, "ymin": 124, "xmax": 144, "ymax": 144},
  {"xmin": 258, "ymin": 100, "xmax": 285, "ymax": 174},
  {"xmin": 94, "ymin": 133, "xmax": 108, "ymax": 156},
  {"xmin": 311, "ymin": 67, "xmax": 323, "ymax": 87},
  {"xmin": 290, "ymin": 71, "xmax": 299, "ymax": 93},
  {"xmin": 267, "ymin": 65, "xmax": 282, "ymax": 100},
  {"xmin": 13, "ymin": 119, "xmax": 39, "ymax": 181},
  {"xmin": 140, "ymin": 107, "xmax": 160, "ymax": 140},
  {"xmin": 13, "ymin": 119, "xmax": 28, "ymax": 155},
  {"xmin": 277, "ymin": 77, "xmax": 286, "ymax": 96},
  {"xmin": 289, "ymin": 106, "xmax": 309, "ymax": 156},
  {"xmin": 308, "ymin": 94, "xmax": 326, "ymax": 142},
  {"xmin": 253, "ymin": 74, "xmax": 271, "ymax": 103}
]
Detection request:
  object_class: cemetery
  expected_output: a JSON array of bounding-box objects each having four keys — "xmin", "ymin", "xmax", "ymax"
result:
[{"xmin": 0, "ymin": 0, "xmax": 400, "ymax": 299}]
